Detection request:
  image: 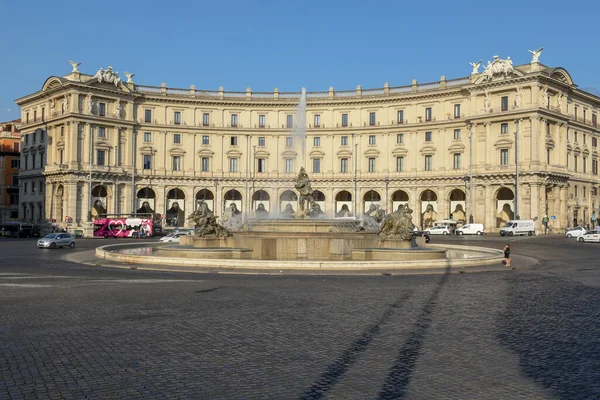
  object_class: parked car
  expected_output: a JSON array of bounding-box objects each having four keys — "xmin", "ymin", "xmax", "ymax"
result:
[
  {"xmin": 565, "ymin": 226, "xmax": 586, "ymax": 239},
  {"xmin": 37, "ymin": 233, "xmax": 76, "ymax": 249},
  {"xmin": 432, "ymin": 220, "xmax": 458, "ymax": 234},
  {"xmin": 426, "ymin": 226, "xmax": 451, "ymax": 235},
  {"xmin": 455, "ymin": 223, "xmax": 485, "ymax": 235},
  {"xmin": 576, "ymin": 229, "xmax": 598, "ymax": 242},
  {"xmin": 159, "ymin": 231, "xmax": 192, "ymax": 243}
]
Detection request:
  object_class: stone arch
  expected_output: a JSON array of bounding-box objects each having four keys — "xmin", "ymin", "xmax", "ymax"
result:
[
  {"xmin": 448, "ymin": 189, "xmax": 466, "ymax": 223},
  {"xmin": 252, "ymin": 190, "xmax": 271, "ymax": 215},
  {"xmin": 279, "ymin": 190, "xmax": 298, "ymax": 214},
  {"xmin": 420, "ymin": 189, "xmax": 438, "ymax": 229},
  {"xmin": 136, "ymin": 187, "xmax": 156, "ymax": 214},
  {"xmin": 195, "ymin": 189, "xmax": 214, "ymax": 211},
  {"xmin": 224, "ymin": 189, "xmax": 242, "ymax": 214},
  {"xmin": 312, "ymin": 190, "xmax": 326, "ymax": 214},
  {"xmin": 391, "ymin": 190, "xmax": 409, "ymax": 212},
  {"xmin": 335, "ymin": 190, "xmax": 353, "ymax": 217},
  {"xmin": 363, "ymin": 190, "xmax": 381, "ymax": 215},
  {"xmin": 165, "ymin": 188, "xmax": 186, "ymax": 227},
  {"xmin": 496, "ymin": 187, "xmax": 515, "ymax": 227},
  {"xmin": 91, "ymin": 185, "xmax": 108, "ymax": 219}
]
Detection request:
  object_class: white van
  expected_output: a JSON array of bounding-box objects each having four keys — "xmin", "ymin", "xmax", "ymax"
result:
[
  {"xmin": 499, "ymin": 220, "xmax": 535, "ymax": 236},
  {"xmin": 455, "ymin": 223, "xmax": 485, "ymax": 235},
  {"xmin": 432, "ymin": 220, "xmax": 458, "ymax": 234}
]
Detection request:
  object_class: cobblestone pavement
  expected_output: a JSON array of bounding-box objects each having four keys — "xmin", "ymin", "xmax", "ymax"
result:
[{"xmin": 0, "ymin": 236, "xmax": 599, "ymax": 399}]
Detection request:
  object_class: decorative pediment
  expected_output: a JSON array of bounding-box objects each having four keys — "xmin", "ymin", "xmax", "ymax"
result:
[
  {"xmin": 364, "ymin": 148, "xmax": 380, "ymax": 157},
  {"xmin": 336, "ymin": 149, "xmax": 352, "ymax": 158},
  {"xmin": 419, "ymin": 145, "xmax": 437, "ymax": 155},
  {"xmin": 197, "ymin": 148, "xmax": 214, "ymax": 157},
  {"xmin": 281, "ymin": 149, "xmax": 298, "ymax": 159},
  {"xmin": 41, "ymin": 76, "xmax": 65, "ymax": 91},
  {"xmin": 545, "ymin": 138, "xmax": 555, "ymax": 149},
  {"xmin": 573, "ymin": 145, "xmax": 581, "ymax": 155},
  {"xmin": 85, "ymin": 66, "xmax": 132, "ymax": 92},
  {"xmin": 549, "ymin": 68, "xmax": 574, "ymax": 85},
  {"xmin": 140, "ymin": 145, "xmax": 157, "ymax": 155},
  {"xmin": 566, "ymin": 143, "xmax": 573, "ymax": 152},
  {"xmin": 255, "ymin": 149, "xmax": 270, "ymax": 158},
  {"xmin": 309, "ymin": 149, "xmax": 326, "ymax": 158},
  {"xmin": 226, "ymin": 149, "xmax": 243, "ymax": 157},
  {"xmin": 448, "ymin": 142, "xmax": 465, "ymax": 153},
  {"xmin": 168, "ymin": 147, "xmax": 186, "ymax": 156},
  {"xmin": 582, "ymin": 147, "xmax": 590, "ymax": 156},
  {"xmin": 94, "ymin": 142, "xmax": 113, "ymax": 150},
  {"xmin": 55, "ymin": 140, "xmax": 65, "ymax": 149},
  {"xmin": 494, "ymin": 137, "xmax": 513, "ymax": 148},
  {"xmin": 391, "ymin": 146, "xmax": 408, "ymax": 157}
]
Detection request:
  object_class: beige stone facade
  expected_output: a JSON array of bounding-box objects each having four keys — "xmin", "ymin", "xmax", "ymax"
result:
[{"xmin": 14, "ymin": 54, "xmax": 600, "ymax": 232}]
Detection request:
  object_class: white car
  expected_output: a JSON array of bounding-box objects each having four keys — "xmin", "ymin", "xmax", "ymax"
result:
[
  {"xmin": 578, "ymin": 230, "xmax": 600, "ymax": 243},
  {"xmin": 426, "ymin": 226, "xmax": 451, "ymax": 235},
  {"xmin": 159, "ymin": 232, "xmax": 192, "ymax": 243},
  {"xmin": 566, "ymin": 226, "xmax": 586, "ymax": 239},
  {"xmin": 37, "ymin": 233, "xmax": 76, "ymax": 249}
]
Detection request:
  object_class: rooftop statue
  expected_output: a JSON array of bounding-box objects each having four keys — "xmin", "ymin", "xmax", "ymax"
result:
[
  {"xmin": 69, "ymin": 60, "xmax": 81, "ymax": 73},
  {"xmin": 94, "ymin": 66, "xmax": 122, "ymax": 87},
  {"xmin": 529, "ymin": 47, "xmax": 543, "ymax": 63},
  {"xmin": 469, "ymin": 59, "xmax": 482, "ymax": 75}
]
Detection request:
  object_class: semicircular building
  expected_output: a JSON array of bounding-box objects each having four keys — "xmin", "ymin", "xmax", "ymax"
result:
[{"xmin": 14, "ymin": 51, "xmax": 600, "ymax": 232}]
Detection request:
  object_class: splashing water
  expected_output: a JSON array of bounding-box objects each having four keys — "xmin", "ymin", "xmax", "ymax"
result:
[{"xmin": 293, "ymin": 88, "xmax": 307, "ymax": 167}]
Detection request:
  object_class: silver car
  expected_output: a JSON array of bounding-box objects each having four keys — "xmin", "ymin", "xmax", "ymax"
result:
[{"xmin": 37, "ymin": 233, "xmax": 76, "ymax": 249}]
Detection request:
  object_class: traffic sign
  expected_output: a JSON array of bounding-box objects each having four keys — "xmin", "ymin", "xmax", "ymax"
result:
[{"xmin": 551, "ymin": 216, "xmax": 556, "ymax": 220}]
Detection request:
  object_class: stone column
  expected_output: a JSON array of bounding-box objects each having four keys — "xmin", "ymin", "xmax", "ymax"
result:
[
  {"xmin": 559, "ymin": 186, "xmax": 568, "ymax": 230},
  {"xmin": 484, "ymin": 184, "xmax": 494, "ymax": 230},
  {"xmin": 45, "ymin": 182, "xmax": 54, "ymax": 221},
  {"xmin": 484, "ymin": 123, "xmax": 492, "ymax": 166},
  {"xmin": 67, "ymin": 182, "xmax": 77, "ymax": 222},
  {"xmin": 530, "ymin": 183, "xmax": 540, "ymax": 226}
]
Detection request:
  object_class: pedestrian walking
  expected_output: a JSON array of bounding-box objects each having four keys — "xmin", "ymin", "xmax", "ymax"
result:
[{"xmin": 503, "ymin": 244, "xmax": 510, "ymax": 267}]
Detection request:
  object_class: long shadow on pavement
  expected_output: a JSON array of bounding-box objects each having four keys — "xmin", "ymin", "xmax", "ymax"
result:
[
  {"xmin": 300, "ymin": 292, "xmax": 414, "ymax": 400},
  {"xmin": 376, "ymin": 267, "xmax": 451, "ymax": 399},
  {"xmin": 498, "ymin": 272, "xmax": 600, "ymax": 399}
]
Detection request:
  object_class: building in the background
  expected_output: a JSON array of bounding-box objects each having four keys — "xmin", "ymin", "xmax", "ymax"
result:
[
  {"xmin": 0, "ymin": 119, "xmax": 21, "ymax": 223},
  {"xmin": 13, "ymin": 50, "xmax": 600, "ymax": 233}
]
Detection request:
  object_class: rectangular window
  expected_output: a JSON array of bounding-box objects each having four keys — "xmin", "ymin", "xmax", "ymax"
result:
[
  {"xmin": 397, "ymin": 110, "xmax": 404, "ymax": 124},
  {"xmin": 396, "ymin": 156, "xmax": 404, "ymax": 172},
  {"xmin": 258, "ymin": 115, "xmax": 266, "ymax": 128},
  {"xmin": 593, "ymin": 137, "xmax": 598, "ymax": 148},
  {"xmin": 12, "ymin": 175, "xmax": 18, "ymax": 186},
  {"xmin": 201, "ymin": 157, "xmax": 209, "ymax": 172},
  {"xmin": 25, "ymin": 135, "xmax": 29, "ymax": 144},
  {"xmin": 285, "ymin": 159, "xmax": 293, "ymax": 173},
  {"xmin": 258, "ymin": 137, "xmax": 266, "ymax": 147},
  {"xmin": 11, "ymin": 160, "xmax": 20, "ymax": 168},
  {"xmin": 501, "ymin": 123, "xmax": 509, "ymax": 134},
  {"xmin": 340, "ymin": 158, "xmax": 348, "ymax": 173},
  {"xmin": 42, "ymin": 108, "xmax": 45, "ymax": 120},
  {"xmin": 425, "ymin": 107, "xmax": 432, "ymax": 121},
  {"xmin": 33, "ymin": 131, "xmax": 36, "ymax": 142},
  {"xmin": 202, "ymin": 113, "xmax": 210, "ymax": 127},
  {"xmin": 454, "ymin": 104, "xmax": 461, "ymax": 118},
  {"xmin": 143, "ymin": 154, "xmax": 151, "ymax": 170},
  {"xmin": 313, "ymin": 136, "xmax": 321, "ymax": 146},
  {"xmin": 257, "ymin": 158, "xmax": 266, "ymax": 173},
  {"xmin": 99, "ymin": 103, "xmax": 106, "ymax": 116},
  {"xmin": 583, "ymin": 109, "xmax": 587, "ymax": 122},
  {"xmin": 369, "ymin": 135, "xmax": 376, "ymax": 145},
  {"xmin": 341, "ymin": 136, "xmax": 348, "ymax": 146},
  {"xmin": 97, "ymin": 150, "xmax": 105, "ymax": 166},
  {"xmin": 397, "ymin": 133, "xmax": 404, "ymax": 144},
  {"xmin": 145, "ymin": 109, "xmax": 152, "ymax": 123},
  {"xmin": 574, "ymin": 132, "xmax": 578, "ymax": 142},
  {"xmin": 574, "ymin": 107, "xmax": 578, "ymax": 120},
  {"xmin": 231, "ymin": 136, "xmax": 238, "ymax": 146},
  {"xmin": 583, "ymin": 157, "xmax": 587, "ymax": 173},
  {"xmin": 59, "ymin": 149, "xmax": 63, "ymax": 165},
  {"xmin": 287, "ymin": 115, "xmax": 293, "ymax": 129},
  {"xmin": 453, "ymin": 129, "xmax": 461, "ymax": 140},
  {"xmin": 98, "ymin": 127, "xmax": 106, "ymax": 138},
  {"xmin": 173, "ymin": 133, "xmax": 181, "ymax": 144},
  {"xmin": 13, "ymin": 142, "xmax": 19, "ymax": 152},
  {"xmin": 341, "ymin": 114, "xmax": 348, "ymax": 127},
  {"xmin": 229, "ymin": 158, "xmax": 238, "ymax": 172},
  {"xmin": 144, "ymin": 132, "xmax": 151, "ymax": 142},
  {"xmin": 61, "ymin": 126, "xmax": 64, "ymax": 137},
  {"xmin": 574, "ymin": 186, "xmax": 578, "ymax": 197},
  {"xmin": 285, "ymin": 137, "xmax": 293, "ymax": 147},
  {"xmin": 202, "ymin": 135, "xmax": 209, "ymax": 145},
  {"xmin": 369, "ymin": 112, "xmax": 376, "ymax": 126},
  {"xmin": 593, "ymin": 114, "xmax": 597, "ymax": 127},
  {"xmin": 40, "ymin": 182, "xmax": 43, "ymax": 195},
  {"xmin": 32, "ymin": 154, "xmax": 36, "ymax": 169},
  {"xmin": 368, "ymin": 157, "xmax": 376, "ymax": 172},
  {"xmin": 500, "ymin": 149, "xmax": 509, "ymax": 165},
  {"xmin": 424, "ymin": 155, "xmax": 432, "ymax": 171},
  {"xmin": 174, "ymin": 111, "xmax": 181, "ymax": 125},
  {"xmin": 574, "ymin": 156, "xmax": 578, "ymax": 172},
  {"xmin": 24, "ymin": 155, "xmax": 28, "ymax": 169},
  {"xmin": 172, "ymin": 155, "xmax": 181, "ymax": 171},
  {"xmin": 10, "ymin": 194, "xmax": 18, "ymax": 205},
  {"xmin": 453, "ymin": 153, "xmax": 461, "ymax": 169},
  {"xmin": 313, "ymin": 158, "xmax": 321, "ymax": 173},
  {"xmin": 501, "ymin": 96, "xmax": 509, "ymax": 111},
  {"xmin": 231, "ymin": 114, "xmax": 238, "ymax": 127},
  {"xmin": 425, "ymin": 131, "xmax": 432, "ymax": 142},
  {"xmin": 24, "ymin": 182, "xmax": 27, "ymax": 193},
  {"xmin": 547, "ymin": 149, "xmax": 551, "ymax": 164},
  {"xmin": 34, "ymin": 110, "xmax": 37, "ymax": 121},
  {"xmin": 26, "ymin": 112, "xmax": 29, "ymax": 123},
  {"xmin": 314, "ymin": 114, "xmax": 321, "ymax": 128}
]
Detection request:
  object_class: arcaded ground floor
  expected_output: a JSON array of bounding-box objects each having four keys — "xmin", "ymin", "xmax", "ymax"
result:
[{"xmin": 37, "ymin": 174, "xmax": 595, "ymax": 232}]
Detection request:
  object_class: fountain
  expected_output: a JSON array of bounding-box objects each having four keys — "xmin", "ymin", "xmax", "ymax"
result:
[{"xmin": 95, "ymin": 90, "xmax": 504, "ymax": 271}]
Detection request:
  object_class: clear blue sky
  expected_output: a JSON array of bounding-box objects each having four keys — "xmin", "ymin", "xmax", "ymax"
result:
[{"xmin": 1, "ymin": 0, "xmax": 599, "ymax": 122}]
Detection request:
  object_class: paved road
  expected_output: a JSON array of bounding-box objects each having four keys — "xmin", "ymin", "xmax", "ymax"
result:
[{"xmin": 0, "ymin": 235, "xmax": 599, "ymax": 399}]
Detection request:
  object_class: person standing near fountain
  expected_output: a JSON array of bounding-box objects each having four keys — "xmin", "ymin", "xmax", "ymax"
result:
[{"xmin": 503, "ymin": 244, "xmax": 511, "ymax": 267}]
